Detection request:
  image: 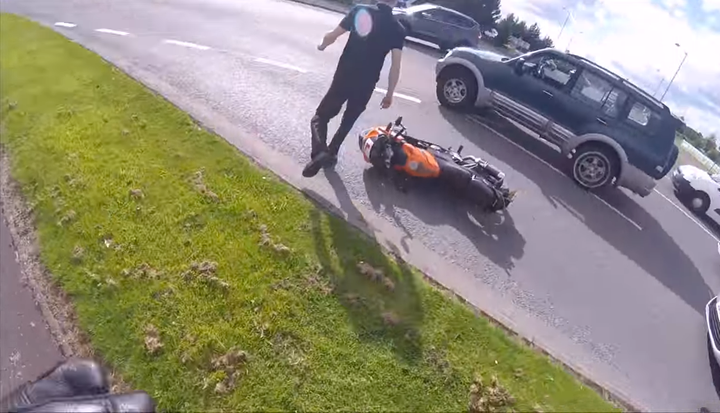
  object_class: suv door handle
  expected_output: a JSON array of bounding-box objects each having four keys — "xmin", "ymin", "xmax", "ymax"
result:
[
  {"xmin": 542, "ymin": 90, "xmax": 554, "ymax": 97},
  {"xmin": 596, "ymin": 117, "xmax": 607, "ymax": 125}
]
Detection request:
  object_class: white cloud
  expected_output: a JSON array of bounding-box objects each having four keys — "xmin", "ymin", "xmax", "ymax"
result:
[
  {"xmin": 702, "ymin": 0, "xmax": 720, "ymax": 13},
  {"xmin": 499, "ymin": 0, "xmax": 720, "ymax": 136}
]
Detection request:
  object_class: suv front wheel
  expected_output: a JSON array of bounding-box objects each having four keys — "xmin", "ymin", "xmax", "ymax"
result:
[
  {"xmin": 436, "ymin": 67, "xmax": 478, "ymax": 110},
  {"xmin": 571, "ymin": 144, "xmax": 619, "ymax": 190}
]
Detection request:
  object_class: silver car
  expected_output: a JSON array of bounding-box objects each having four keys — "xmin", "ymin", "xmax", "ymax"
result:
[{"xmin": 393, "ymin": 4, "xmax": 480, "ymax": 51}]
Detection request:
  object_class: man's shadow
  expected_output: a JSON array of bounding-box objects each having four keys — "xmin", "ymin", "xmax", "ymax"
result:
[{"xmin": 303, "ymin": 170, "xmax": 426, "ymax": 364}]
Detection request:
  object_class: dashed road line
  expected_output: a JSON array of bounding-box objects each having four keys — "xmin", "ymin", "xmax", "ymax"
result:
[
  {"xmin": 374, "ymin": 87, "xmax": 422, "ymax": 104},
  {"xmin": 253, "ymin": 57, "xmax": 307, "ymax": 73},
  {"xmin": 54, "ymin": 22, "xmax": 77, "ymax": 28},
  {"xmin": 653, "ymin": 188, "xmax": 720, "ymax": 243},
  {"xmin": 162, "ymin": 39, "xmax": 211, "ymax": 51},
  {"xmin": 95, "ymin": 28, "xmax": 130, "ymax": 36},
  {"xmin": 465, "ymin": 114, "xmax": 643, "ymax": 231}
]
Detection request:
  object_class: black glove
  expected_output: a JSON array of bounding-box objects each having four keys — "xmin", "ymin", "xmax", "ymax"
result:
[{"xmin": 0, "ymin": 359, "xmax": 155, "ymax": 413}]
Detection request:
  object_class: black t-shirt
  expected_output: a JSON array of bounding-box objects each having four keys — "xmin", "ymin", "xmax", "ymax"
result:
[{"xmin": 335, "ymin": 3, "xmax": 406, "ymax": 86}]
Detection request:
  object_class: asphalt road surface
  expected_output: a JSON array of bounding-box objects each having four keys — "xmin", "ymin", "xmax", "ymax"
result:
[{"xmin": 2, "ymin": 0, "xmax": 720, "ymax": 410}]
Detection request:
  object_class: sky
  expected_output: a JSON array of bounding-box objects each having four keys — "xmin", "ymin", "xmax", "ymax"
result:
[{"xmin": 497, "ymin": 0, "xmax": 720, "ymax": 137}]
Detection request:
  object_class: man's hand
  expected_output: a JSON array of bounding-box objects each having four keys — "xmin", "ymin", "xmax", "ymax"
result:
[
  {"xmin": 318, "ymin": 25, "xmax": 348, "ymax": 52},
  {"xmin": 381, "ymin": 94, "xmax": 393, "ymax": 109}
]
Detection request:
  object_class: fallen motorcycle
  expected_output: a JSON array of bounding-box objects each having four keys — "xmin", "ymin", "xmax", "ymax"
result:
[{"xmin": 358, "ymin": 116, "xmax": 516, "ymax": 212}]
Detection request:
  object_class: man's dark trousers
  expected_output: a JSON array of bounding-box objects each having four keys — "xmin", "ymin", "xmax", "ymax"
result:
[{"xmin": 310, "ymin": 73, "xmax": 375, "ymax": 159}]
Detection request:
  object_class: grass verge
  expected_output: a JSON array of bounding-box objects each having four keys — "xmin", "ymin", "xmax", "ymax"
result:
[{"xmin": 1, "ymin": 13, "xmax": 617, "ymax": 412}]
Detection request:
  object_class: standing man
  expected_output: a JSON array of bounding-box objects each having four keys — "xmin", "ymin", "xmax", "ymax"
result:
[{"xmin": 302, "ymin": 0, "xmax": 406, "ymax": 178}]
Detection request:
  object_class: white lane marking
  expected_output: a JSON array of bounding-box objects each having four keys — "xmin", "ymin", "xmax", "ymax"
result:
[
  {"xmin": 54, "ymin": 22, "xmax": 77, "ymax": 28},
  {"xmin": 95, "ymin": 28, "xmax": 130, "ymax": 36},
  {"xmin": 162, "ymin": 39, "xmax": 211, "ymax": 51},
  {"xmin": 465, "ymin": 115, "xmax": 643, "ymax": 231},
  {"xmin": 253, "ymin": 57, "xmax": 307, "ymax": 73},
  {"xmin": 653, "ymin": 188, "xmax": 720, "ymax": 243},
  {"xmin": 374, "ymin": 87, "xmax": 422, "ymax": 104}
]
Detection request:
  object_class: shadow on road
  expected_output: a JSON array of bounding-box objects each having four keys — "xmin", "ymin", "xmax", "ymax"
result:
[
  {"xmin": 671, "ymin": 191, "xmax": 720, "ymax": 238},
  {"xmin": 358, "ymin": 166, "xmax": 526, "ymax": 274},
  {"xmin": 438, "ymin": 107, "xmax": 713, "ymax": 315},
  {"xmin": 303, "ymin": 176, "xmax": 425, "ymax": 365},
  {"xmin": 404, "ymin": 39, "xmax": 444, "ymax": 60}
]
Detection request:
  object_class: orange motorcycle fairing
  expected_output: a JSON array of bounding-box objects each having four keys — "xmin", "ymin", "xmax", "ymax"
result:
[{"xmin": 393, "ymin": 143, "xmax": 441, "ymax": 178}]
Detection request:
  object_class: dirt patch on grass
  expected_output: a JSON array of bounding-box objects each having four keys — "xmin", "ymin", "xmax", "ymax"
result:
[
  {"xmin": 144, "ymin": 324, "xmax": 163, "ymax": 355},
  {"xmin": 122, "ymin": 263, "xmax": 162, "ymax": 280},
  {"xmin": 258, "ymin": 224, "xmax": 291, "ymax": 254},
  {"xmin": 357, "ymin": 261, "xmax": 395, "ymax": 291},
  {"xmin": 190, "ymin": 169, "xmax": 220, "ymax": 202},
  {"xmin": 468, "ymin": 374, "xmax": 516, "ymax": 413},
  {"xmin": 181, "ymin": 260, "xmax": 229, "ymax": 290},
  {"xmin": 209, "ymin": 348, "xmax": 248, "ymax": 394}
]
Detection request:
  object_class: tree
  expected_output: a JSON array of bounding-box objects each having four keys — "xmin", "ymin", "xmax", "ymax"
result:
[
  {"xmin": 472, "ymin": 0, "xmax": 502, "ymax": 28},
  {"xmin": 492, "ymin": 13, "xmax": 517, "ymax": 47},
  {"xmin": 536, "ymin": 35, "xmax": 554, "ymax": 49},
  {"xmin": 523, "ymin": 23, "xmax": 541, "ymax": 43}
]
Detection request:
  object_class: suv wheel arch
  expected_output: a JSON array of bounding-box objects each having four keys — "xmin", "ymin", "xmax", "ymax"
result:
[
  {"xmin": 563, "ymin": 134, "xmax": 628, "ymax": 187},
  {"xmin": 436, "ymin": 61, "xmax": 486, "ymax": 107}
]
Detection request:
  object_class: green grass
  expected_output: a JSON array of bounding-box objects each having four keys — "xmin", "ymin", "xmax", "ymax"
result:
[{"xmin": 0, "ymin": 13, "xmax": 617, "ymax": 412}]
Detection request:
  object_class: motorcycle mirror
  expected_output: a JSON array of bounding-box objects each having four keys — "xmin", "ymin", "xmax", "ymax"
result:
[
  {"xmin": 395, "ymin": 116, "xmax": 403, "ymax": 125},
  {"xmin": 386, "ymin": 122, "xmax": 393, "ymax": 132}
]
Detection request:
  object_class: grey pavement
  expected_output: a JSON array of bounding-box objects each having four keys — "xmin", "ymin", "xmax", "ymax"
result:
[
  {"xmin": 0, "ymin": 215, "xmax": 63, "ymax": 401},
  {"xmin": 1, "ymin": 0, "xmax": 719, "ymax": 410}
]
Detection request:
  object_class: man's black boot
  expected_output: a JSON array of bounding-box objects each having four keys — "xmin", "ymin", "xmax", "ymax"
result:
[{"xmin": 303, "ymin": 152, "xmax": 331, "ymax": 178}]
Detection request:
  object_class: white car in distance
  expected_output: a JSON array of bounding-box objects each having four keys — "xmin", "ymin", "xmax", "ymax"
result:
[{"xmin": 671, "ymin": 164, "xmax": 720, "ymax": 224}]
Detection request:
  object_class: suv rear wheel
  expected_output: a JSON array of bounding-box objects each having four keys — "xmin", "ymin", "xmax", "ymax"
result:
[
  {"xmin": 571, "ymin": 143, "xmax": 619, "ymax": 190},
  {"xmin": 436, "ymin": 66, "xmax": 477, "ymax": 110}
]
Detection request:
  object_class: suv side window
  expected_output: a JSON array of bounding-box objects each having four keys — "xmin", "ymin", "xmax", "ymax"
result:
[
  {"xmin": 571, "ymin": 69, "xmax": 628, "ymax": 118},
  {"xmin": 525, "ymin": 53, "xmax": 578, "ymax": 90},
  {"xmin": 427, "ymin": 8, "xmax": 452, "ymax": 23},
  {"xmin": 626, "ymin": 101, "xmax": 662, "ymax": 132},
  {"xmin": 447, "ymin": 13, "xmax": 476, "ymax": 29}
]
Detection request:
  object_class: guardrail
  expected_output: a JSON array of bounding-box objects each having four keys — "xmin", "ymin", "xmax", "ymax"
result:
[{"xmin": 679, "ymin": 139, "xmax": 720, "ymax": 174}]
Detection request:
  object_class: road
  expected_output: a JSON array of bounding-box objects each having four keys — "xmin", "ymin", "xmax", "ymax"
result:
[{"xmin": 1, "ymin": 0, "xmax": 719, "ymax": 410}]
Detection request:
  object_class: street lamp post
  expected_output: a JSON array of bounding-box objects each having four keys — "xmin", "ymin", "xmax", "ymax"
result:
[
  {"xmin": 660, "ymin": 43, "xmax": 688, "ymax": 102},
  {"xmin": 557, "ymin": 8, "xmax": 571, "ymax": 42}
]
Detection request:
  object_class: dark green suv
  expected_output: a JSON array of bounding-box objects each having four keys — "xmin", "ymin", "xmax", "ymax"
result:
[{"xmin": 435, "ymin": 47, "xmax": 683, "ymax": 196}]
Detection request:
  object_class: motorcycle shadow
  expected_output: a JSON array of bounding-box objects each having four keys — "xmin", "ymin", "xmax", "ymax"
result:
[{"xmin": 360, "ymin": 167, "xmax": 526, "ymax": 274}]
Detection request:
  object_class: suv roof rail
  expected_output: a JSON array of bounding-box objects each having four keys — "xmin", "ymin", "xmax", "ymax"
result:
[{"xmin": 566, "ymin": 52, "xmax": 668, "ymax": 111}]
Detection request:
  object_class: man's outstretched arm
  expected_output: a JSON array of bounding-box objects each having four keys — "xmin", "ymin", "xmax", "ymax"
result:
[
  {"xmin": 387, "ymin": 48, "xmax": 403, "ymax": 96},
  {"xmin": 318, "ymin": 7, "xmax": 356, "ymax": 51},
  {"xmin": 318, "ymin": 25, "xmax": 348, "ymax": 51},
  {"xmin": 381, "ymin": 48, "xmax": 403, "ymax": 108}
]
